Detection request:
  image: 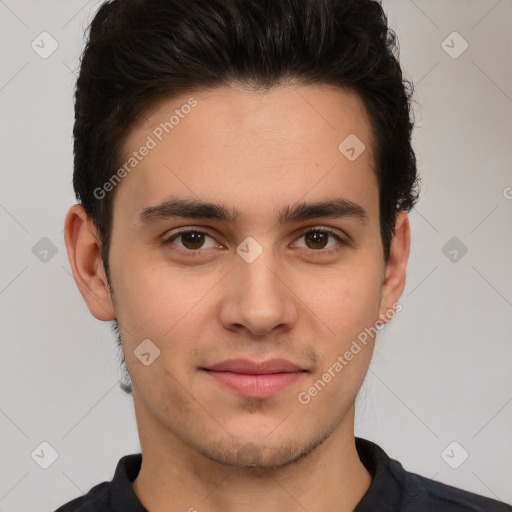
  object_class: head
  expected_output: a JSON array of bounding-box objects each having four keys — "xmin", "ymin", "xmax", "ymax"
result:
[{"xmin": 65, "ymin": 0, "xmax": 418, "ymax": 468}]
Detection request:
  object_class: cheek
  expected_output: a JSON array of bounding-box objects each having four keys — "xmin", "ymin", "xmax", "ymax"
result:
[
  {"xmin": 111, "ymin": 259, "xmax": 219, "ymax": 357},
  {"xmin": 113, "ymin": 256, "xmax": 184, "ymax": 322},
  {"xmin": 304, "ymin": 261, "xmax": 383, "ymax": 340},
  {"xmin": 300, "ymin": 266, "xmax": 382, "ymax": 405}
]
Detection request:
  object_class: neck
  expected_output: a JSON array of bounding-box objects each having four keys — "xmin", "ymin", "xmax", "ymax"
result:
[{"xmin": 131, "ymin": 403, "xmax": 372, "ymax": 512}]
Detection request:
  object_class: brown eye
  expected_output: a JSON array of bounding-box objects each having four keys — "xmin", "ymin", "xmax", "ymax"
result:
[
  {"xmin": 164, "ymin": 230, "xmax": 218, "ymax": 253},
  {"xmin": 294, "ymin": 229, "xmax": 344, "ymax": 253},
  {"xmin": 180, "ymin": 231, "xmax": 206, "ymax": 250},
  {"xmin": 304, "ymin": 231, "xmax": 330, "ymax": 250}
]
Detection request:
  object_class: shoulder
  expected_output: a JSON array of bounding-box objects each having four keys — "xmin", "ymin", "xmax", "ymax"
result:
[
  {"xmin": 355, "ymin": 438, "xmax": 512, "ymax": 512},
  {"xmin": 389, "ymin": 452, "xmax": 512, "ymax": 511},
  {"xmin": 52, "ymin": 453, "xmax": 143, "ymax": 512},
  {"xmin": 52, "ymin": 481, "xmax": 110, "ymax": 512}
]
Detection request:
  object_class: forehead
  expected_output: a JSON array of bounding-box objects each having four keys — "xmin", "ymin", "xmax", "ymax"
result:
[{"xmin": 114, "ymin": 83, "xmax": 379, "ymax": 227}]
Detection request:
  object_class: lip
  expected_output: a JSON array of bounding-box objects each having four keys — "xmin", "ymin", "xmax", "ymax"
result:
[
  {"xmin": 202, "ymin": 358, "xmax": 307, "ymax": 398},
  {"xmin": 206, "ymin": 358, "xmax": 305, "ymax": 374}
]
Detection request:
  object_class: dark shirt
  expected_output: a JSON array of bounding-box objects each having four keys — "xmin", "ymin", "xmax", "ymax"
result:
[{"xmin": 54, "ymin": 437, "xmax": 512, "ymax": 511}]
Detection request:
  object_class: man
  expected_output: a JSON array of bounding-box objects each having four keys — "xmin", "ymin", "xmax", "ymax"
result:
[{"xmin": 57, "ymin": 0, "xmax": 512, "ymax": 510}]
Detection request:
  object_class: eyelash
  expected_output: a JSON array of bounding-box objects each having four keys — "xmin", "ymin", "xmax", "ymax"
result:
[{"xmin": 162, "ymin": 227, "xmax": 347, "ymax": 257}]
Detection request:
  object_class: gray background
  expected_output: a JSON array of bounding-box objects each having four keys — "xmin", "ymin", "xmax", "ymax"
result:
[{"xmin": 0, "ymin": 0, "xmax": 511, "ymax": 510}]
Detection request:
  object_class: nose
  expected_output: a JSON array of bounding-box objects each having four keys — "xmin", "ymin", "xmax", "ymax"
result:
[{"xmin": 218, "ymin": 250, "xmax": 298, "ymax": 337}]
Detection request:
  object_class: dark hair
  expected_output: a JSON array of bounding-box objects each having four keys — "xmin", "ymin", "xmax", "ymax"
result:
[{"xmin": 73, "ymin": 0, "xmax": 419, "ymax": 393}]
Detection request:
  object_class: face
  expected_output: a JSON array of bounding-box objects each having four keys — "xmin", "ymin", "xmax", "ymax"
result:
[{"xmin": 68, "ymin": 83, "xmax": 409, "ymax": 469}]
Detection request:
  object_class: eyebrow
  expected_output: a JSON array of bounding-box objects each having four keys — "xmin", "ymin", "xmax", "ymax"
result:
[{"xmin": 139, "ymin": 196, "xmax": 368, "ymax": 226}]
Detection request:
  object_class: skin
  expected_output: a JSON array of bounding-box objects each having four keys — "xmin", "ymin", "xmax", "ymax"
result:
[{"xmin": 64, "ymin": 83, "xmax": 410, "ymax": 512}]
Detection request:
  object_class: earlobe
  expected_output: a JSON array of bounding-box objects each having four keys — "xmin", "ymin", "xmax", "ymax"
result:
[
  {"xmin": 63, "ymin": 204, "xmax": 116, "ymax": 321},
  {"xmin": 378, "ymin": 211, "xmax": 411, "ymax": 320}
]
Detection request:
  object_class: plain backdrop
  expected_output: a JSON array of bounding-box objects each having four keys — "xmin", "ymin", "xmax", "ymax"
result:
[{"xmin": 0, "ymin": 1, "xmax": 511, "ymax": 510}]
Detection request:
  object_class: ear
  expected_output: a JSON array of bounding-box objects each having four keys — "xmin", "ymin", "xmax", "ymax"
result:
[
  {"xmin": 63, "ymin": 204, "xmax": 116, "ymax": 321},
  {"xmin": 378, "ymin": 210, "xmax": 410, "ymax": 322}
]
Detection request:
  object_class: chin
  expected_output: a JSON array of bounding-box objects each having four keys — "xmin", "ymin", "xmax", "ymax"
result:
[{"xmin": 195, "ymin": 431, "xmax": 327, "ymax": 472}]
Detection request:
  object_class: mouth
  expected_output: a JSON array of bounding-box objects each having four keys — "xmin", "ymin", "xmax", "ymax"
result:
[{"xmin": 201, "ymin": 358, "xmax": 308, "ymax": 398}]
